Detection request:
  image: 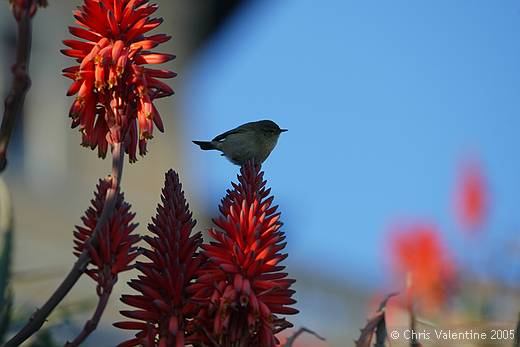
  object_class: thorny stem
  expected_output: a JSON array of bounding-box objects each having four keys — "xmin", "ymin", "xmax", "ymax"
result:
[
  {"xmin": 284, "ymin": 327, "xmax": 325, "ymax": 347},
  {"xmin": 0, "ymin": 0, "xmax": 35, "ymax": 173},
  {"xmin": 64, "ymin": 271, "xmax": 115, "ymax": 347},
  {"xmin": 2, "ymin": 142, "xmax": 125, "ymax": 347}
]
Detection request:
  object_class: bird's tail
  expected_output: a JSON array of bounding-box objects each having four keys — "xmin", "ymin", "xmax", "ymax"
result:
[{"xmin": 192, "ymin": 140, "xmax": 216, "ymax": 150}]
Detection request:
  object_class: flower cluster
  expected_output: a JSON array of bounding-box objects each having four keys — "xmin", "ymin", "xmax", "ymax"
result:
[
  {"xmin": 9, "ymin": 0, "xmax": 47, "ymax": 20},
  {"xmin": 390, "ymin": 224, "xmax": 455, "ymax": 310},
  {"xmin": 73, "ymin": 179, "xmax": 139, "ymax": 294},
  {"xmin": 62, "ymin": 0, "xmax": 175, "ymax": 162},
  {"xmin": 115, "ymin": 170, "xmax": 203, "ymax": 347},
  {"xmin": 116, "ymin": 163, "xmax": 298, "ymax": 347},
  {"xmin": 190, "ymin": 162, "xmax": 298, "ymax": 346}
]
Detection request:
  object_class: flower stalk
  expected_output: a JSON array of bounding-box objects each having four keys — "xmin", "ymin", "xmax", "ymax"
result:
[
  {"xmin": 2, "ymin": 142, "xmax": 125, "ymax": 347},
  {"xmin": 64, "ymin": 285, "xmax": 112, "ymax": 347},
  {"xmin": 0, "ymin": 0, "xmax": 42, "ymax": 172},
  {"xmin": 64, "ymin": 174, "xmax": 139, "ymax": 347}
]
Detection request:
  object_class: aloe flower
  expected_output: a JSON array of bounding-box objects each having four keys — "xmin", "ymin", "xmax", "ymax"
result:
[
  {"xmin": 190, "ymin": 161, "xmax": 298, "ymax": 347},
  {"xmin": 62, "ymin": 0, "xmax": 175, "ymax": 162},
  {"xmin": 455, "ymin": 160, "xmax": 487, "ymax": 231},
  {"xmin": 115, "ymin": 170, "xmax": 203, "ymax": 347},
  {"xmin": 73, "ymin": 179, "xmax": 139, "ymax": 293},
  {"xmin": 390, "ymin": 224, "xmax": 455, "ymax": 311}
]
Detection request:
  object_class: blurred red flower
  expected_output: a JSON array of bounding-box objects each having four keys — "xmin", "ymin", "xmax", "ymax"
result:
[
  {"xmin": 455, "ymin": 160, "xmax": 487, "ymax": 231},
  {"xmin": 390, "ymin": 224, "xmax": 455, "ymax": 310},
  {"xmin": 114, "ymin": 170, "xmax": 203, "ymax": 347},
  {"xmin": 73, "ymin": 179, "xmax": 139, "ymax": 294},
  {"xmin": 62, "ymin": 0, "xmax": 175, "ymax": 161},
  {"xmin": 189, "ymin": 161, "xmax": 298, "ymax": 347}
]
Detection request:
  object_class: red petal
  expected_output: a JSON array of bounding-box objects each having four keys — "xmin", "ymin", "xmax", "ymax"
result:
[
  {"xmin": 68, "ymin": 26, "xmax": 102, "ymax": 42},
  {"xmin": 135, "ymin": 53, "xmax": 175, "ymax": 65}
]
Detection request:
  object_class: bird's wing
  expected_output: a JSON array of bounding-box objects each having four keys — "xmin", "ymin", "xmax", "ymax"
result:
[{"xmin": 212, "ymin": 126, "xmax": 246, "ymax": 142}]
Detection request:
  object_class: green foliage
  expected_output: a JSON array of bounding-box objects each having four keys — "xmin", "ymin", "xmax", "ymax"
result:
[
  {"xmin": 28, "ymin": 329, "xmax": 59, "ymax": 347},
  {"xmin": 0, "ymin": 289, "xmax": 12, "ymax": 344},
  {"xmin": 0, "ymin": 178, "xmax": 13, "ymax": 344},
  {"xmin": 0, "ymin": 224, "xmax": 13, "ymax": 344}
]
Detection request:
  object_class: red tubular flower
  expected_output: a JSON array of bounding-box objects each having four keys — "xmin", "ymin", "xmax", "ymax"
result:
[
  {"xmin": 455, "ymin": 160, "xmax": 487, "ymax": 231},
  {"xmin": 390, "ymin": 224, "xmax": 455, "ymax": 311},
  {"xmin": 190, "ymin": 161, "xmax": 298, "ymax": 347},
  {"xmin": 73, "ymin": 179, "xmax": 139, "ymax": 293},
  {"xmin": 62, "ymin": 0, "xmax": 176, "ymax": 162},
  {"xmin": 114, "ymin": 170, "xmax": 203, "ymax": 347}
]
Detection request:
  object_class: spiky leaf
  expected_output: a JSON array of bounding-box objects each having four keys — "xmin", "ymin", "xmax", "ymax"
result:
[
  {"xmin": 355, "ymin": 293, "xmax": 397, "ymax": 347},
  {"xmin": 0, "ymin": 178, "xmax": 13, "ymax": 344}
]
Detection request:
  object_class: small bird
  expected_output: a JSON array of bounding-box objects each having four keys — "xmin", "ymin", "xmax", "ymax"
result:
[{"xmin": 193, "ymin": 120, "xmax": 287, "ymax": 166}]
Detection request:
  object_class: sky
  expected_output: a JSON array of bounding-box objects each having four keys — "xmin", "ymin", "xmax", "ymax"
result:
[{"xmin": 182, "ymin": 0, "xmax": 520, "ymax": 289}]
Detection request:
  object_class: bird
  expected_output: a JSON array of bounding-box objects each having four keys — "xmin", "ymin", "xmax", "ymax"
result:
[{"xmin": 193, "ymin": 119, "xmax": 287, "ymax": 166}]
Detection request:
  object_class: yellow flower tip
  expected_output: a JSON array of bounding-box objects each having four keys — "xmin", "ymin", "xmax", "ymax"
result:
[
  {"xmin": 137, "ymin": 87, "xmax": 148, "ymax": 97},
  {"xmin": 139, "ymin": 132, "xmax": 153, "ymax": 140}
]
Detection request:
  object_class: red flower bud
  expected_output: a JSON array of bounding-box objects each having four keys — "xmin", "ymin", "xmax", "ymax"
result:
[
  {"xmin": 115, "ymin": 171, "xmax": 203, "ymax": 346},
  {"xmin": 73, "ymin": 179, "xmax": 139, "ymax": 293}
]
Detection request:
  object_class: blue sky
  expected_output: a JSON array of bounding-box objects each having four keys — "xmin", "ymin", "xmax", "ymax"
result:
[{"xmin": 183, "ymin": 0, "xmax": 520, "ymax": 288}]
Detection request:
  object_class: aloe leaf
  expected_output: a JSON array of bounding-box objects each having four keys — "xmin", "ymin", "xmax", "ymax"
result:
[{"xmin": 0, "ymin": 177, "xmax": 14, "ymax": 343}]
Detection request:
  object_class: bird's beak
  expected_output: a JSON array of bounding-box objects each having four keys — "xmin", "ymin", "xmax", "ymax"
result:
[{"xmin": 280, "ymin": 128, "xmax": 288, "ymax": 133}]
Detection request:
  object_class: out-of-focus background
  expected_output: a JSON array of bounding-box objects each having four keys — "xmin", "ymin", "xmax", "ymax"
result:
[{"xmin": 1, "ymin": 0, "xmax": 520, "ymax": 346}]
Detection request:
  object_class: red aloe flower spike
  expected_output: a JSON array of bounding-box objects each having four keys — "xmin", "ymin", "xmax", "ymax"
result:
[
  {"xmin": 191, "ymin": 161, "xmax": 298, "ymax": 347},
  {"xmin": 63, "ymin": 0, "xmax": 175, "ymax": 162},
  {"xmin": 390, "ymin": 224, "xmax": 456, "ymax": 311},
  {"xmin": 454, "ymin": 159, "xmax": 487, "ymax": 232},
  {"xmin": 115, "ymin": 170, "xmax": 203, "ymax": 347},
  {"xmin": 73, "ymin": 179, "xmax": 140, "ymax": 288},
  {"xmin": 67, "ymin": 178, "xmax": 139, "ymax": 346}
]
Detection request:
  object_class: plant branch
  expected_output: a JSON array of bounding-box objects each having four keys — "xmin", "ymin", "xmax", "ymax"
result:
[
  {"xmin": 284, "ymin": 327, "xmax": 325, "ymax": 347},
  {"xmin": 2, "ymin": 142, "xmax": 125, "ymax": 347},
  {"xmin": 0, "ymin": 0, "xmax": 35, "ymax": 173},
  {"xmin": 63, "ymin": 274, "xmax": 114, "ymax": 347}
]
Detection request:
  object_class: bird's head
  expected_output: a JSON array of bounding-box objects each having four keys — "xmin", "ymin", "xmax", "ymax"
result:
[{"xmin": 256, "ymin": 120, "xmax": 288, "ymax": 137}]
